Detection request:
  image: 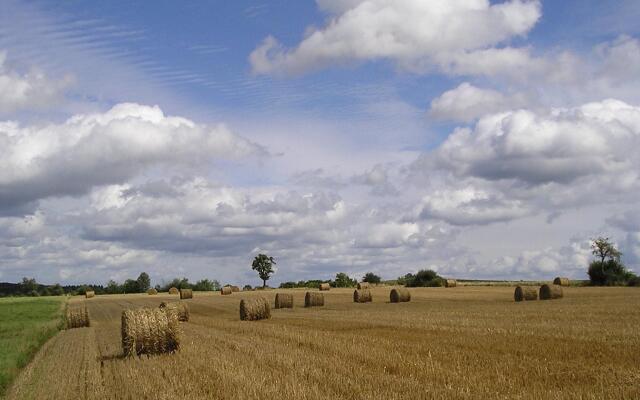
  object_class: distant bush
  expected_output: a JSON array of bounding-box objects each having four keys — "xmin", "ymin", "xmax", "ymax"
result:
[
  {"xmin": 404, "ymin": 269, "xmax": 443, "ymax": 287},
  {"xmin": 588, "ymin": 260, "xmax": 635, "ymax": 286},
  {"xmin": 243, "ymin": 285, "xmax": 253, "ymax": 291},
  {"xmin": 279, "ymin": 281, "xmax": 297, "ymax": 289},
  {"xmin": 362, "ymin": 272, "xmax": 381, "ymax": 284}
]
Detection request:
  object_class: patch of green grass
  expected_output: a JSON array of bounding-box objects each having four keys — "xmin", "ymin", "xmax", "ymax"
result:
[{"xmin": 0, "ymin": 296, "xmax": 65, "ymax": 397}]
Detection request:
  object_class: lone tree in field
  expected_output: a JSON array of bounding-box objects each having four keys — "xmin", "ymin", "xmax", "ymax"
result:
[
  {"xmin": 362, "ymin": 272, "xmax": 381, "ymax": 284},
  {"xmin": 137, "ymin": 272, "xmax": 151, "ymax": 293},
  {"xmin": 588, "ymin": 237, "xmax": 632, "ymax": 285},
  {"xmin": 252, "ymin": 254, "xmax": 276, "ymax": 288}
]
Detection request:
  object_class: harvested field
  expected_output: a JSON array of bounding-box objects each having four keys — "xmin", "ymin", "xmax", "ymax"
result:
[{"xmin": 6, "ymin": 287, "xmax": 640, "ymax": 400}]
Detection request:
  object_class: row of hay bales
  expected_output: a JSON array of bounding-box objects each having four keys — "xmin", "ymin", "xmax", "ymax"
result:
[{"xmin": 514, "ymin": 284, "xmax": 564, "ymax": 301}]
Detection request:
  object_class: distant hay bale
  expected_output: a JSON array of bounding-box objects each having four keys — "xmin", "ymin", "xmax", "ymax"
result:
[
  {"xmin": 390, "ymin": 287, "xmax": 411, "ymax": 303},
  {"xmin": 357, "ymin": 282, "xmax": 370, "ymax": 289},
  {"xmin": 66, "ymin": 305, "xmax": 90, "ymax": 329},
  {"xmin": 540, "ymin": 284, "xmax": 564, "ymax": 300},
  {"xmin": 221, "ymin": 286, "xmax": 232, "ymax": 295},
  {"xmin": 168, "ymin": 287, "xmax": 179, "ymax": 295},
  {"xmin": 445, "ymin": 279, "xmax": 457, "ymax": 288},
  {"xmin": 231, "ymin": 286, "xmax": 240, "ymax": 292},
  {"xmin": 159, "ymin": 301, "xmax": 190, "ymax": 322},
  {"xmin": 121, "ymin": 308, "xmax": 181, "ymax": 356},
  {"xmin": 553, "ymin": 277, "xmax": 570, "ymax": 286},
  {"xmin": 85, "ymin": 290, "xmax": 95, "ymax": 298},
  {"xmin": 147, "ymin": 288, "xmax": 158, "ymax": 295},
  {"xmin": 319, "ymin": 283, "xmax": 330, "ymax": 291},
  {"xmin": 179, "ymin": 288, "xmax": 193, "ymax": 299},
  {"xmin": 514, "ymin": 286, "xmax": 538, "ymax": 302},
  {"xmin": 353, "ymin": 289, "xmax": 372, "ymax": 303},
  {"xmin": 239, "ymin": 297, "xmax": 271, "ymax": 321},
  {"xmin": 274, "ymin": 293, "xmax": 293, "ymax": 309},
  {"xmin": 305, "ymin": 292, "xmax": 324, "ymax": 307}
]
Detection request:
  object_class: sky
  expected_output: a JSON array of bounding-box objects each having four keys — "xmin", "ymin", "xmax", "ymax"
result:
[{"xmin": 1, "ymin": 0, "xmax": 640, "ymax": 287}]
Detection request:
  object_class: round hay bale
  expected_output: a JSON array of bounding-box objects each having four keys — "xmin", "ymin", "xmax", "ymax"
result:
[
  {"xmin": 353, "ymin": 289, "xmax": 372, "ymax": 303},
  {"xmin": 305, "ymin": 292, "xmax": 324, "ymax": 307},
  {"xmin": 357, "ymin": 282, "xmax": 370, "ymax": 289},
  {"xmin": 221, "ymin": 286, "xmax": 232, "ymax": 295},
  {"xmin": 179, "ymin": 288, "xmax": 193, "ymax": 300},
  {"xmin": 121, "ymin": 308, "xmax": 181, "ymax": 356},
  {"xmin": 168, "ymin": 287, "xmax": 179, "ymax": 295},
  {"xmin": 147, "ymin": 288, "xmax": 158, "ymax": 295},
  {"xmin": 239, "ymin": 297, "xmax": 271, "ymax": 321},
  {"xmin": 540, "ymin": 284, "xmax": 563, "ymax": 300},
  {"xmin": 85, "ymin": 290, "xmax": 95, "ymax": 299},
  {"xmin": 319, "ymin": 283, "xmax": 330, "ymax": 291},
  {"xmin": 390, "ymin": 287, "xmax": 411, "ymax": 303},
  {"xmin": 159, "ymin": 301, "xmax": 190, "ymax": 322},
  {"xmin": 445, "ymin": 279, "xmax": 457, "ymax": 288},
  {"xmin": 66, "ymin": 305, "xmax": 90, "ymax": 329},
  {"xmin": 231, "ymin": 285, "xmax": 240, "ymax": 292},
  {"xmin": 514, "ymin": 286, "xmax": 538, "ymax": 302},
  {"xmin": 553, "ymin": 277, "xmax": 570, "ymax": 286},
  {"xmin": 274, "ymin": 293, "xmax": 293, "ymax": 309}
]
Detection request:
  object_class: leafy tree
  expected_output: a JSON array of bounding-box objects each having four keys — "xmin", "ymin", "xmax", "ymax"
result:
[
  {"xmin": 334, "ymin": 272, "xmax": 357, "ymax": 288},
  {"xmin": 50, "ymin": 283, "xmax": 65, "ymax": 296},
  {"xmin": 136, "ymin": 272, "xmax": 151, "ymax": 293},
  {"xmin": 243, "ymin": 284, "xmax": 253, "ymax": 291},
  {"xmin": 105, "ymin": 280, "xmax": 122, "ymax": 294},
  {"xmin": 362, "ymin": 272, "xmax": 381, "ymax": 284},
  {"xmin": 279, "ymin": 281, "xmax": 297, "ymax": 289},
  {"xmin": 123, "ymin": 279, "xmax": 139, "ymax": 294},
  {"xmin": 588, "ymin": 237, "xmax": 632, "ymax": 286},
  {"xmin": 20, "ymin": 277, "xmax": 38, "ymax": 294},
  {"xmin": 193, "ymin": 279, "xmax": 219, "ymax": 291},
  {"xmin": 252, "ymin": 254, "xmax": 276, "ymax": 288},
  {"xmin": 405, "ymin": 269, "xmax": 443, "ymax": 287},
  {"xmin": 396, "ymin": 273, "xmax": 415, "ymax": 286}
]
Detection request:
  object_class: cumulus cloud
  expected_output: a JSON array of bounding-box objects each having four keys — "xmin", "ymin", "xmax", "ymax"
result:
[
  {"xmin": 351, "ymin": 164, "xmax": 399, "ymax": 196},
  {"xmin": 250, "ymin": 0, "xmax": 541, "ymax": 76},
  {"xmin": 0, "ymin": 103, "xmax": 264, "ymax": 214},
  {"xmin": 0, "ymin": 51, "xmax": 71, "ymax": 113}
]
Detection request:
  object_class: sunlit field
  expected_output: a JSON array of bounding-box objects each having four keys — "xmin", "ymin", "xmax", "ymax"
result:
[{"xmin": 5, "ymin": 286, "xmax": 639, "ymax": 400}]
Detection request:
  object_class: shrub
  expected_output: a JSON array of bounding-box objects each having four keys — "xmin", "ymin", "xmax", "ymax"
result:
[
  {"xmin": 588, "ymin": 260, "xmax": 632, "ymax": 286},
  {"xmin": 362, "ymin": 272, "xmax": 381, "ymax": 284},
  {"xmin": 405, "ymin": 269, "xmax": 443, "ymax": 287}
]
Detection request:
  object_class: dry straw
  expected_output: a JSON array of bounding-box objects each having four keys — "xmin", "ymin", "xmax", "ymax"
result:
[
  {"xmin": 357, "ymin": 282, "xmax": 370, "ymax": 289},
  {"xmin": 147, "ymin": 288, "xmax": 158, "ymax": 295},
  {"xmin": 540, "ymin": 284, "xmax": 564, "ymax": 300},
  {"xmin": 121, "ymin": 308, "xmax": 181, "ymax": 356},
  {"xmin": 231, "ymin": 286, "xmax": 240, "ymax": 292},
  {"xmin": 514, "ymin": 286, "xmax": 538, "ymax": 302},
  {"xmin": 319, "ymin": 283, "xmax": 331, "ymax": 291},
  {"xmin": 390, "ymin": 288, "xmax": 411, "ymax": 303},
  {"xmin": 85, "ymin": 290, "xmax": 95, "ymax": 299},
  {"xmin": 445, "ymin": 279, "xmax": 457, "ymax": 288},
  {"xmin": 239, "ymin": 297, "xmax": 271, "ymax": 321},
  {"xmin": 66, "ymin": 305, "xmax": 90, "ymax": 329},
  {"xmin": 274, "ymin": 293, "xmax": 293, "ymax": 309},
  {"xmin": 159, "ymin": 301, "xmax": 190, "ymax": 322},
  {"xmin": 168, "ymin": 287, "xmax": 179, "ymax": 295},
  {"xmin": 553, "ymin": 277, "xmax": 570, "ymax": 286},
  {"xmin": 221, "ymin": 286, "xmax": 232, "ymax": 295},
  {"xmin": 305, "ymin": 292, "xmax": 324, "ymax": 307},
  {"xmin": 179, "ymin": 288, "xmax": 193, "ymax": 299},
  {"xmin": 353, "ymin": 289, "xmax": 372, "ymax": 303}
]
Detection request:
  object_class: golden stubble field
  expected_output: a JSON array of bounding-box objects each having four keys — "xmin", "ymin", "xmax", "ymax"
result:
[{"xmin": 7, "ymin": 286, "xmax": 640, "ymax": 400}]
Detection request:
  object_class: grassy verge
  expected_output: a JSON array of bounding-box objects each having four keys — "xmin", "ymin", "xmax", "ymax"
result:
[{"xmin": 0, "ymin": 296, "xmax": 65, "ymax": 397}]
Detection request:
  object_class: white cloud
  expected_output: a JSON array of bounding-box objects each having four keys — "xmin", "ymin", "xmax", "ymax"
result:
[
  {"xmin": 0, "ymin": 103, "xmax": 264, "ymax": 212},
  {"xmin": 250, "ymin": 0, "xmax": 541, "ymax": 76},
  {"xmin": 0, "ymin": 51, "xmax": 71, "ymax": 113}
]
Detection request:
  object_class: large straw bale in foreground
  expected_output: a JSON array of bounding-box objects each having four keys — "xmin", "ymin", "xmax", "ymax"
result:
[
  {"xmin": 540, "ymin": 284, "xmax": 564, "ymax": 300},
  {"xmin": 239, "ymin": 297, "xmax": 271, "ymax": 321},
  {"xmin": 159, "ymin": 301, "xmax": 190, "ymax": 322},
  {"xmin": 357, "ymin": 282, "xmax": 370, "ymax": 289},
  {"xmin": 66, "ymin": 306, "xmax": 90, "ymax": 328},
  {"xmin": 221, "ymin": 286, "xmax": 232, "ymax": 295},
  {"xmin": 553, "ymin": 277, "xmax": 570, "ymax": 286},
  {"xmin": 445, "ymin": 279, "xmax": 457, "ymax": 288},
  {"xmin": 274, "ymin": 293, "xmax": 293, "ymax": 309},
  {"xmin": 319, "ymin": 283, "xmax": 331, "ymax": 291},
  {"xmin": 390, "ymin": 288, "xmax": 411, "ymax": 303},
  {"xmin": 147, "ymin": 288, "xmax": 158, "ymax": 295},
  {"xmin": 179, "ymin": 288, "xmax": 193, "ymax": 299},
  {"xmin": 85, "ymin": 291, "xmax": 95, "ymax": 299},
  {"xmin": 353, "ymin": 289, "xmax": 372, "ymax": 303},
  {"xmin": 121, "ymin": 308, "xmax": 181, "ymax": 356},
  {"xmin": 305, "ymin": 292, "xmax": 324, "ymax": 307},
  {"xmin": 514, "ymin": 286, "xmax": 538, "ymax": 302}
]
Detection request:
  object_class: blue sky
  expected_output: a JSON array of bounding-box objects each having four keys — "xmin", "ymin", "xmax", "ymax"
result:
[{"xmin": 1, "ymin": 0, "xmax": 640, "ymax": 286}]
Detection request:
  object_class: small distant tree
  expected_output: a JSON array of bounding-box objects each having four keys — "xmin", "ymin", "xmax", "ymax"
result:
[
  {"xmin": 334, "ymin": 272, "xmax": 357, "ymax": 288},
  {"xmin": 588, "ymin": 237, "xmax": 632, "ymax": 286},
  {"xmin": 136, "ymin": 272, "xmax": 151, "ymax": 293},
  {"xmin": 20, "ymin": 277, "xmax": 38, "ymax": 294},
  {"xmin": 51, "ymin": 283, "xmax": 65, "ymax": 296},
  {"xmin": 252, "ymin": 254, "xmax": 276, "ymax": 288},
  {"xmin": 243, "ymin": 284, "xmax": 253, "ymax": 291},
  {"xmin": 123, "ymin": 279, "xmax": 139, "ymax": 294},
  {"xmin": 362, "ymin": 272, "xmax": 381, "ymax": 284},
  {"xmin": 105, "ymin": 280, "xmax": 121, "ymax": 294},
  {"xmin": 193, "ymin": 279, "xmax": 219, "ymax": 291},
  {"xmin": 405, "ymin": 269, "xmax": 443, "ymax": 287}
]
